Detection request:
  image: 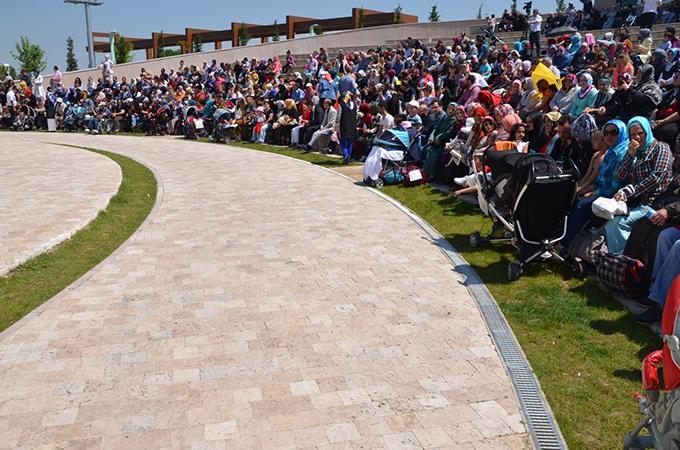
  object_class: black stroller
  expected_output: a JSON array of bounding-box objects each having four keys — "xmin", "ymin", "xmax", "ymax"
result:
[
  {"xmin": 212, "ymin": 108, "xmax": 238, "ymax": 143},
  {"xmin": 470, "ymin": 152, "xmax": 579, "ymax": 280}
]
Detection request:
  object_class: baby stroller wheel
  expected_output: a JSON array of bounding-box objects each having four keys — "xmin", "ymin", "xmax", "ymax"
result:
[
  {"xmin": 373, "ymin": 178, "xmax": 384, "ymax": 189},
  {"xmin": 508, "ymin": 261, "xmax": 522, "ymax": 281},
  {"xmin": 469, "ymin": 232, "xmax": 481, "ymax": 249}
]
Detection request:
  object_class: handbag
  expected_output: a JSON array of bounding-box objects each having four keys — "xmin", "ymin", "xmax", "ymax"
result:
[
  {"xmin": 595, "ymin": 252, "xmax": 650, "ymax": 299},
  {"xmin": 568, "ymin": 228, "xmax": 607, "ymax": 266},
  {"xmin": 592, "ymin": 197, "xmax": 628, "ymax": 220}
]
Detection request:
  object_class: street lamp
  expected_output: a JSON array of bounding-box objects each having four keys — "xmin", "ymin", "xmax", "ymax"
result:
[{"xmin": 64, "ymin": 0, "xmax": 103, "ymax": 69}]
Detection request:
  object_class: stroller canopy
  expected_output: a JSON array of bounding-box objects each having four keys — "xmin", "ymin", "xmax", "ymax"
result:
[
  {"xmin": 373, "ymin": 129, "xmax": 411, "ymax": 151},
  {"xmin": 213, "ymin": 108, "xmax": 234, "ymax": 122},
  {"xmin": 184, "ymin": 105, "xmax": 198, "ymax": 120}
]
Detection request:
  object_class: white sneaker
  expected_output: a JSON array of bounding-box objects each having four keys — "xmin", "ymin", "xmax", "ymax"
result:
[
  {"xmin": 84, "ymin": 128, "xmax": 90, "ymax": 133},
  {"xmin": 453, "ymin": 177, "xmax": 467, "ymax": 186}
]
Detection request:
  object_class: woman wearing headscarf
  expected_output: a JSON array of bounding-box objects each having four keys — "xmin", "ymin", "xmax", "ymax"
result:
[
  {"xmin": 525, "ymin": 112, "xmax": 549, "ymax": 153},
  {"xmin": 550, "ymin": 73, "xmax": 577, "ymax": 114},
  {"xmin": 503, "ymin": 79, "xmax": 523, "ymax": 110},
  {"xmin": 567, "ymin": 33, "xmax": 582, "ymax": 57},
  {"xmin": 553, "ymin": 46, "xmax": 572, "ymax": 70},
  {"xmin": 604, "ymin": 116, "xmax": 674, "ymax": 254},
  {"xmin": 597, "ymin": 64, "xmax": 662, "ymax": 122},
  {"xmin": 563, "ymin": 119, "xmax": 630, "ymax": 245},
  {"xmin": 651, "ymin": 49, "xmax": 670, "ymax": 83},
  {"xmin": 517, "ymin": 77, "xmax": 541, "ymax": 119},
  {"xmin": 590, "ymin": 77, "xmax": 614, "ymax": 110},
  {"xmin": 632, "ymin": 28, "xmax": 653, "ymax": 65},
  {"xmin": 544, "ymin": 111, "xmax": 562, "ymax": 155},
  {"xmin": 570, "ymin": 44, "xmax": 592, "ymax": 73},
  {"xmin": 569, "ymin": 73, "xmax": 598, "ymax": 117},
  {"xmin": 494, "ymin": 104, "xmax": 520, "ymax": 140},
  {"xmin": 659, "ymin": 49, "xmax": 680, "ymax": 87}
]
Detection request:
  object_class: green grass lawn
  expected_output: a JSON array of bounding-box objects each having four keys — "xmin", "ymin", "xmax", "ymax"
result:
[{"xmin": 0, "ymin": 145, "xmax": 156, "ymax": 333}]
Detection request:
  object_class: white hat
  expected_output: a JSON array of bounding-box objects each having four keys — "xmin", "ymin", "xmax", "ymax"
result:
[
  {"xmin": 358, "ymin": 70, "xmax": 366, "ymax": 77},
  {"xmin": 407, "ymin": 100, "xmax": 419, "ymax": 108},
  {"xmin": 56, "ymin": 97, "xmax": 63, "ymax": 103}
]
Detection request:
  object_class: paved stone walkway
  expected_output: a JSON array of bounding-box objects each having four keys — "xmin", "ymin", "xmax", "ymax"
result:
[
  {"xmin": 0, "ymin": 141, "xmax": 121, "ymax": 276},
  {"xmin": 0, "ymin": 134, "xmax": 529, "ymax": 449}
]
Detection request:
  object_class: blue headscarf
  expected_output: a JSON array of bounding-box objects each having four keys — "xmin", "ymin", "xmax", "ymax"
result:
[
  {"xmin": 627, "ymin": 116, "xmax": 655, "ymax": 153},
  {"xmin": 567, "ymin": 33, "xmax": 582, "ymax": 56},
  {"xmin": 595, "ymin": 119, "xmax": 629, "ymax": 197}
]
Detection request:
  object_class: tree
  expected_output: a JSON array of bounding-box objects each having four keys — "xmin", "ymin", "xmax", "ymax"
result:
[
  {"xmin": 192, "ymin": 34, "xmax": 202, "ymax": 52},
  {"xmin": 114, "ymin": 35, "xmax": 133, "ymax": 63},
  {"xmin": 357, "ymin": 7, "xmax": 366, "ymax": 28},
  {"xmin": 11, "ymin": 36, "xmax": 46, "ymax": 73},
  {"xmin": 556, "ymin": 0, "xmax": 566, "ymax": 13},
  {"xmin": 477, "ymin": 3, "xmax": 483, "ymax": 19},
  {"xmin": 273, "ymin": 20, "xmax": 280, "ymax": 41},
  {"xmin": 394, "ymin": 4, "xmax": 403, "ymax": 24},
  {"xmin": 428, "ymin": 5, "xmax": 440, "ymax": 22},
  {"xmin": 312, "ymin": 24, "xmax": 323, "ymax": 35},
  {"xmin": 238, "ymin": 23, "xmax": 251, "ymax": 46},
  {"xmin": 157, "ymin": 31, "xmax": 165, "ymax": 57},
  {"xmin": 511, "ymin": 0, "xmax": 518, "ymax": 14},
  {"xmin": 0, "ymin": 64, "xmax": 17, "ymax": 80},
  {"xmin": 66, "ymin": 36, "xmax": 78, "ymax": 72}
]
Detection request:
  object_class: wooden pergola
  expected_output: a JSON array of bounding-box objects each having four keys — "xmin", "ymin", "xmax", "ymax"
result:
[{"xmin": 92, "ymin": 8, "xmax": 418, "ymax": 60}]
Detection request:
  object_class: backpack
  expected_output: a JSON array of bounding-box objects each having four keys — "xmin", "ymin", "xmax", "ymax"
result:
[
  {"xmin": 568, "ymin": 229, "xmax": 607, "ymax": 266},
  {"xmin": 595, "ymin": 252, "xmax": 651, "ymax": 300}
]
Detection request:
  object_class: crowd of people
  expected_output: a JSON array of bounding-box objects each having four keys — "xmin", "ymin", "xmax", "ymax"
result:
[{"xmin": 2, "ymin": 3, "xmax": 680, "ymax": 324}]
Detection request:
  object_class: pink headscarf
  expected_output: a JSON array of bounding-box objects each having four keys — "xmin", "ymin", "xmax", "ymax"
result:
[{"xmin": 497, "ymin": 113, "xmax": 522, "ymax": 140}]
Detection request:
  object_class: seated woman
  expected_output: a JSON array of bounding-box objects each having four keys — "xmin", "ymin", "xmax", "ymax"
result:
[
  {"xmin": 563, "ymin": 121, "xmax": 628, "ymax": 245},
  {"xmin": 550, "ymin": 73, "xmax": 578, "ymax": 115},
  {"xmin": 516, "ymin": 78, "xmax": 541, "ymax": 120},
  {"xmin": 569, "ymin": 73, "xmax": 598, "ymax": 117},
  {"xmin": 452, "ymin": 116, "xmax": 498, "ymax": 196},
  {"xmin": 596, "ymin": 64, "xmax": 662, "ymax": 122},
  {"xmin": 544, "ymin": 111, "xmax": 562, "ymax": 155},
  {"xmin": 526, "ymin": 112, "xmax": 549, "ymax": 153},
  {"xmin": 604, "ymin": 116, "xmax": 675, "ymax": 253}
]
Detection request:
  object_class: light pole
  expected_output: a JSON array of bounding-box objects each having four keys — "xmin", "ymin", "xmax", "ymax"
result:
[{"xmin": 64, "ymin": 0, "xmax": 103, "ymax": 69}]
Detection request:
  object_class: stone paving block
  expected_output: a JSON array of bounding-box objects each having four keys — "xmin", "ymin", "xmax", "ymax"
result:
[
  {"xmin": 0, "ymin": 134, "xmax": 529, "ymax": 448},
  {"xmin": 0, "ymin": 142, "xmax": 121, "ymax": 275}
]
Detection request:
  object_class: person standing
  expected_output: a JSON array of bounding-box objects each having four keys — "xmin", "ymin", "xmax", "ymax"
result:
[
  {"xmin": 527, "ymin": 9, "xmax": 543, "ymax": 58},
  {"xmin": 639, "ymin": 0, "xmax": 661, "ymax": 30},
  {"xmin": 336, "ymin": 93, "xmax": 357, "ymax": 165},
  {"xmin": 50, "ymin": 66, "xmax": 61, "ymax": 91}
]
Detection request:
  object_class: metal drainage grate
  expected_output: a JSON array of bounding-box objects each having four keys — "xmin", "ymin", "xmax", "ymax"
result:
[{"xmin": 367, "ymin": 190, "xmax": 567, "ymax": 450}]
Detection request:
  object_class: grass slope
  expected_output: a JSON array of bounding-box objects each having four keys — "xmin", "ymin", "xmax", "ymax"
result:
[{"xmin": 0, "ymin": 146, "xmax": 157, "ymax": 333}]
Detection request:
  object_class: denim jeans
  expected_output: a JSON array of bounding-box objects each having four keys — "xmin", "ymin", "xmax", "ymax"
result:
[
  {"xmin": 650, "ymin": 227, "xmax": 680, "ymax": 305},
  {"xmin": 339, "ymin": 137, "xmax": 353, "ymax": 159}
]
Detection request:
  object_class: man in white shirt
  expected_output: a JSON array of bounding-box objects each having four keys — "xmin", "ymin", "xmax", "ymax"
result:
[
  {"xmin": 377, "ymin": 102, "xmax": 394, "ymax": 135},
  {"xmin": 527, "ymin": 9, "xmax": 543, "ymax": 58},
  {"xmin": 639, "ymin": 0, "xmax": 661, "ymax": 29}
]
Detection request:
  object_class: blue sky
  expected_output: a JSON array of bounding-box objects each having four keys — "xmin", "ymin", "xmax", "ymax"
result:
[{"xmin": 1, "ymin": 0, "xmax": 558, "ymax": 72}]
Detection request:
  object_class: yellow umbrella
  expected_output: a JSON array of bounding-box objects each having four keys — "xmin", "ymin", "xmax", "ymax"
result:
[{"xmin": 531, "ymin": 62, "xmax": 562, "ymax": 96}]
